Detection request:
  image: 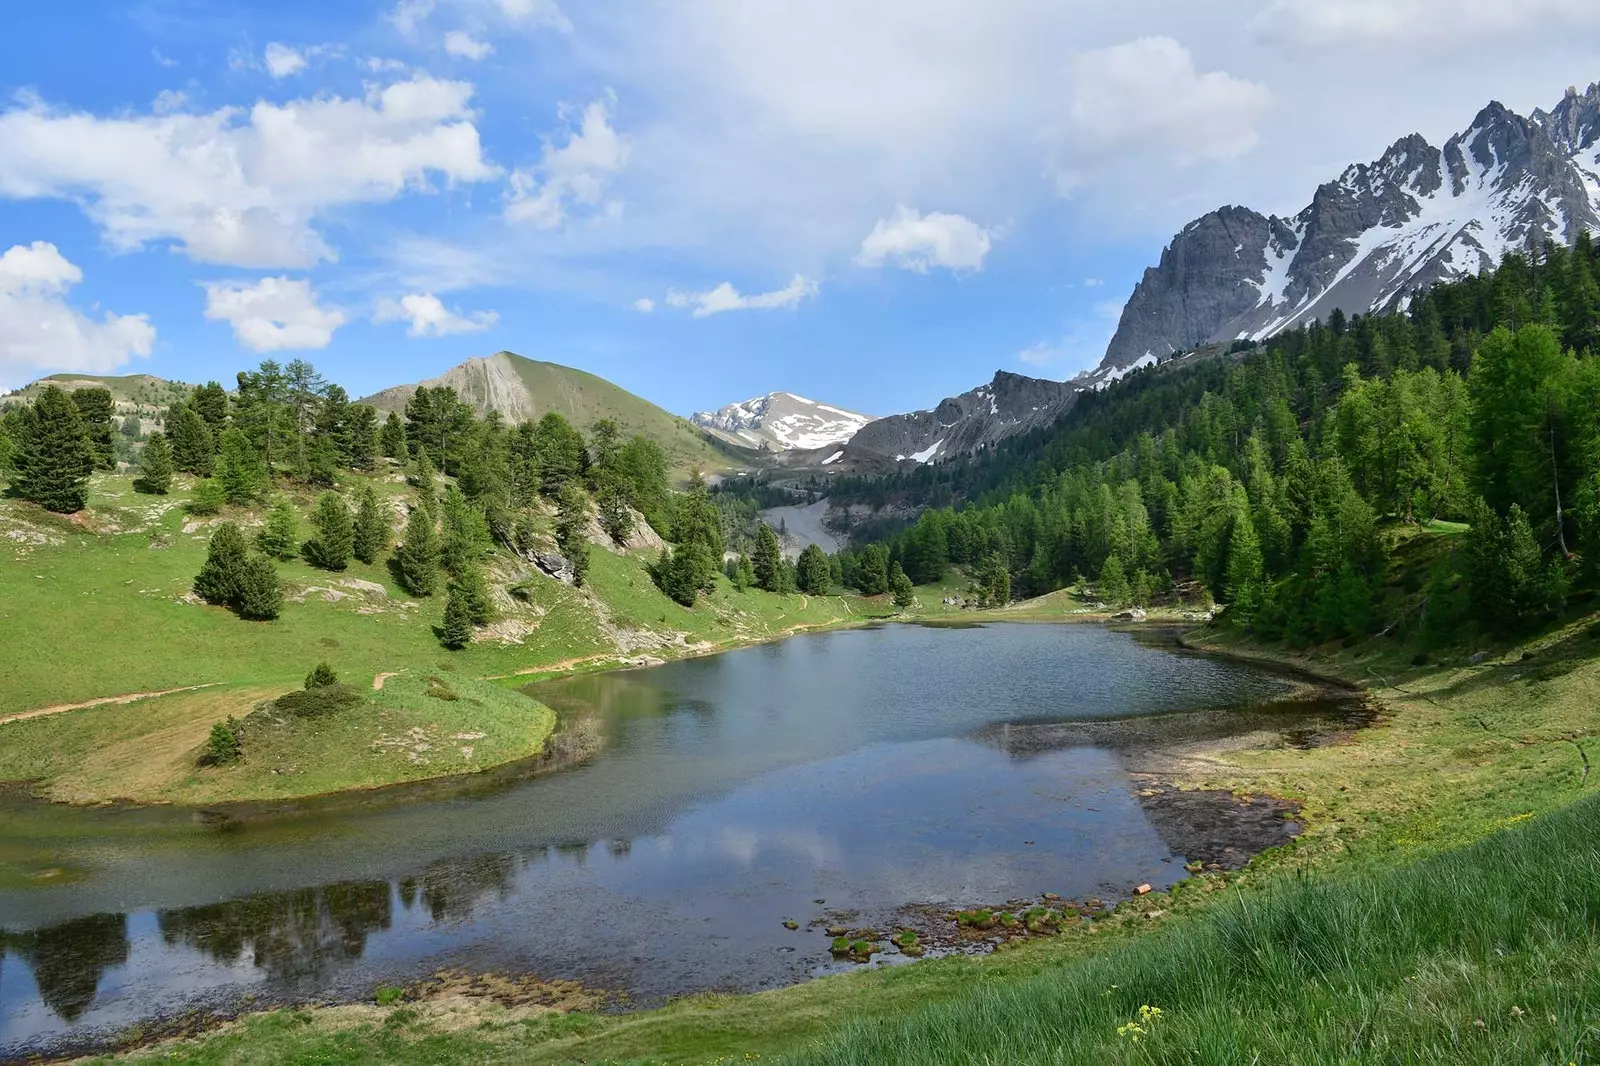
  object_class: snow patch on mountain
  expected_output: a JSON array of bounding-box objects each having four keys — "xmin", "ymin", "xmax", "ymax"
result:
[{"xmin": 692, "ymin": 391, "xmax": 874, "ymax": 452}]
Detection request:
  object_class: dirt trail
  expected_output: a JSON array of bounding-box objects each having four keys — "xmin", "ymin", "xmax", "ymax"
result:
[
  {"xmin": 0, "ymin": 684, "xmax": 222, "ymax": 727},
  {"xmin": 482, "ymin": 655, "xmax": 618, "ymax": 681},
  {"xmin": 373, "ymin": 672, "xmax": 400, "ymax": 691}
]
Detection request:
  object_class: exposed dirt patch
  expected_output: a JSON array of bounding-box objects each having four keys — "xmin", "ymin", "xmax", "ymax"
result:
[
  {"xmin": 0, "ymin": 684, "xmax": 221, "ymax": 726},
  {"xmin": 373, "ymin": 672, "xmax": 400, "ymax": 691},
  {"xmin": 405, "ymin": 968, "xmax": 609, "ymax": 1012}
]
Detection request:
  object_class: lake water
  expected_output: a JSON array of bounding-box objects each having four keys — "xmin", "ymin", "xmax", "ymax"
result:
[{"xmin": 0, "ymin": 623, "xmax": 1355, "ymax": 1058}]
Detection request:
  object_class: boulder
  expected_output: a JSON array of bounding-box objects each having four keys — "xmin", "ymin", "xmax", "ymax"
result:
[{"xmin": 533, "ymin": 552, "xmax": 576, "ymax": 585}]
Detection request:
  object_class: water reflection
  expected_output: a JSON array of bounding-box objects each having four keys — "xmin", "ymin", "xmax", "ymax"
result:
[
  {"xmin": 158, "ymin": 880, "xmax": 392, "ymax": 984},
  {"xmin": 2, "ymin": 915, "xmax": 128, "ymax": 1023},
  {"xmin": 2, "ymin": 624, "xmax": 1345, "ymax": 1057}
]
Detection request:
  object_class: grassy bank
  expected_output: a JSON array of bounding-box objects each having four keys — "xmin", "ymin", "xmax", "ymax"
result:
[{"xmin": 0, "ymin": 673, "xmax": 558, "ymax": 805}]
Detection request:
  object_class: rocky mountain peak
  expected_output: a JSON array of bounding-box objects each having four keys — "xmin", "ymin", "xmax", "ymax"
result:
[{"xmin": 1098, "ymin": 78, "xmax": 1600, "ymax": 372}]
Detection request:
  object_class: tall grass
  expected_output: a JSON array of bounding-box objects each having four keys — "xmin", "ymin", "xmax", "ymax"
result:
[{"xmin": 782, "ymin": 797, "xmax": 1600, "ymax": 1065}]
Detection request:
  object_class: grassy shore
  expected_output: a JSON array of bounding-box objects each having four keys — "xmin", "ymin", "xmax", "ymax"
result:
[{"xmin": 0, "ymin": 470, "xmax": 890, "ymax": 804}]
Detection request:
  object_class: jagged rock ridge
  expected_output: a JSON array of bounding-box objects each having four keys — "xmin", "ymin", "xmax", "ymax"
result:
[
  {"xmin": 691, "ymin": 392, "xmax": 874, "ymax": 452},
  {"xmin": 1099, "ymin": 82, "xmax": 1600, "ymax": 372},
  {"xmin": 843, "ymin": 371, "xmax": 1079, "ymax": 465}
]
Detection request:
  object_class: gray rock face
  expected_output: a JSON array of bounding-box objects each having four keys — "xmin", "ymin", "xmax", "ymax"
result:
[
  {"xmin": 843, "ymin": 371, "xmax": 1078, "ymax": 465},
  {"xmin": 1099, "ymin": 82, "xmax": 1600, "ymax": 372}
]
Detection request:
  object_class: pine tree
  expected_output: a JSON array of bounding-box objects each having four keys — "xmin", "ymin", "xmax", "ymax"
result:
[
  {"xmin": 1099, "ymin": 554, "xmax": 1129, "ymax": 607},
  {"xmin": 71, "ymin": 388, "xmax": 116, "ymax": 471},
  {"xmin": 216, "ymin": 428, "xmax": 266, "ymax": 506},
  {"xmin": 194, "ymin": 522, "xmax": 250, "ymax": 606},
  {"xmin": 797, "ymin": 544, "xmax": 831, "ymax": 595},
  {"xmin": 380, "ymin": 411, "xmax": 407, "ymax": 460},
  {"xmin": 1224, "ymin": 509, "xmax": 1266, "ymax": 625},
  {"xmin": 186, "ymin": 479, "xmax": 225, "ymax": 515},
  {"xmin": 167, "ymin": 404, "xmax": 215, "ymax": 476},
  {"xmin": 736, "ymin": 554, "xmax": 755, "ymax": 592},
  {"xmin": 752, "ymin": 522, "xmax": 785, "ymax": 591},
  {"xmin": 394, "ymin": 505, "xmax": 441, "ymax": 596},
  {"xmin": 353, "ymin": 485, "xmax": 390, "ymax": 565},
  {"xmin": 15, "ymin": 386, "xmax": 94, "ymax": 513},
  {"xmin": 304, "ymin": 492, "xmax": 354, "ymax": 571},
  {"xmin": 454, "ymin": 562, "xmax": 495, "ymax": 625},
  {"xmin": 440, "ymin": 581, "xmax": 474, "ymax": 649},
  {"xmin": 305, "ymin": 662, "xmax": 338, "ymax": 688},
  {"xmin": 594, "ymin": 471, "xmax": 634, "ymax": 544},
  {"xmin": 191, "ymin": 381, "xmax": 229, "ymax": 430},
  {"xmin": 235, "ymin": 555, "xmax": 283, "ymax": 621},
  {"xmin": 134, "ymin": 431, "xmax": 174, "ymax": 495},
  {"xmin": 409, "ymin": 450, "xmax": 438, "ymax": 517},
  {"xmin": 891, "ymin": 562, "xmax": 915, "ymax": 608},
  {"xmin": 256, "ymin": 499, "xmax": 301, "ymax": 560},
  {"xmin": 440, "ymin": 486, "xmax": 490, "ymax": 576},
  {"xmin": 555, "ymin": 482, "xmax": 591, "ymax": 587}
]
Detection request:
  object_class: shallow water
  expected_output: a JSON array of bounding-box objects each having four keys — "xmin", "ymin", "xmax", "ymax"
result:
[{"xmin": 0, "ymin": 623, "xmax": 1351, "ymax": 1057}]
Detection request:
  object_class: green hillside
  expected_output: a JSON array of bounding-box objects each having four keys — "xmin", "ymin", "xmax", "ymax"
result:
[
  {"xmin": 360, "ymin": 351, "xmax": 762, "ymax": 481},
  {"xmin": 3, "ymin": 373, "xmax": 193, "ymax": 412}
]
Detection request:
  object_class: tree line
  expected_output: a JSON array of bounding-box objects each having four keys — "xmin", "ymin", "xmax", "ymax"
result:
[{"xmin": 835, "ymin": 233, "xmax": 1600, "ymax": 643}]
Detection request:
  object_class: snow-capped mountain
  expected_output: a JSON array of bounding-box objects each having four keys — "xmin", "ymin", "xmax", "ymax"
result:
[
  {"xmin": 842, "ymin": 371, "xmax": 1079, "ymax": 466},
  {"xmin": 1098, "ymin": 81, "xmax": 1600, "ymax": 372},
  {"xmin": 691, "ymin": 392, "xmax": 874, "ymax": 452}
]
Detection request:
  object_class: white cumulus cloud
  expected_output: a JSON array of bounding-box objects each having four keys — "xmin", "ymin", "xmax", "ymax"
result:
[
  {"xmin": 856, "ymin": 206, "xmax": 994, "ymax": 273},
  {"xmin": 0, "ymin": 76, "xmax": 498, "ymax": 269},
  {"xmin": 505, "ymin": 99, "xmax": 629, "ymax": 228},
  {"xmin": 444, "ymin": 30, "xmax": 494, "ymax": 60},
  {"xmin": 0, "ymin": 242, "xmax": 156, "ymax": 387},
  {"xmin": 633, "ymin": 297, "xmax": 654, "ymax": 313},
  {"xmin": 375, "ymin": 292, "xmax": 497, "ymax": 336},
  {"xmin": 1055, "ymin": 37, "xmax": 1270, "ymax": 191},
  {"xmin": 263, "ymin": 43, "xmax": 307, "ymax": 78},
  {"xmin": 664, "ymin": 275, "xmax": 817, "ymax": 318},
  {"xmin": 1254, "ymin": 0, "xmax": 1600, "ymax": 47},
  {"xmin": 202, "ymin": 276, "xmax": 345, "ymax": 352}
]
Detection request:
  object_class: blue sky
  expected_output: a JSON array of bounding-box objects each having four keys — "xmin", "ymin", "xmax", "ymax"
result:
[{"xmin": 2, "ymin": 1, "xmax": 1597, "ymax": 416}]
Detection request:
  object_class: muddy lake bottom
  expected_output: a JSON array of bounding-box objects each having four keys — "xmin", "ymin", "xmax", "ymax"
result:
[{"xmin": 0, "ymin": 623, "xmax": 1365, "ymax": 1060}]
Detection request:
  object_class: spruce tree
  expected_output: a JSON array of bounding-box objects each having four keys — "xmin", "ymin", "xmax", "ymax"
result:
[
  {"xmin": 353, "ymin": 485, "xmax": 390, "ymax": 565},
  {"xmin": 856, "ymin": 544, "xmax": 890, "ymax": 596},
  {"xmin": 305, "ymin": 662, "xmax": 338, "ymax": 688},
  {"xmin": 555, "ymin": 482, "xmax": 591, "ymax": 587},
  {"xmin": 167, "ymin": 404, "xmax": 215, "ymax": 476},
  {"xmin": 394, "ymin": 505, "xmax": 441, "ymax": 596},
  {"xmin": 304, "ymin": 492, "xmax": 354, "ymax": 571},
  {"xmin": 890, "ymin": 562, "xmax": 915, "ymax": 608},
  {"xmin": 235, "ymin": 555, "xmax": 283, "ymax": 621},
  {"xmin": 440, "ymin": 581, "xmax": 474, "ymax": 649},
  {"xmin": 71, "ymin": 387, "xmax": 116, "ymax": 471},
  {"xmin": 256, "ymin": 499, "xmax": 300, "ymax": 560},
  {"xmin": 736, "ymin": 554, "xmax": 756, "ymax": 592},
  {"xmin": 194, "ymin": 522, "xmax": 250, "ymax": 605},
  {"xmin": 16, "ymin": 385, "xmax": 94, "ymax": 513},
  {"xmin": 134, "ymin": 431, "xmax": 174, "ymax": 495}
]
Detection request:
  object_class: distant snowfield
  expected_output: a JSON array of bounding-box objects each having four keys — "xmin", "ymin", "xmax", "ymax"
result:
[{"xmin": 692, "ymin": 392, "xmax": 874, "ymax": 452}]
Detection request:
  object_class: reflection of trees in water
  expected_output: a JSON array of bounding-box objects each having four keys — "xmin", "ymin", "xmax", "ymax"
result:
[
  {"xmin": 397, "ymin": 851, "xmax": 517, "ymax": 922},
  {"xmin": 157, "ymin": 879, "xmax": 391, "ymax": 983},
  {"xmin": 3, "ymin": 912, "xmax": 129, "ymax": 1022}
]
